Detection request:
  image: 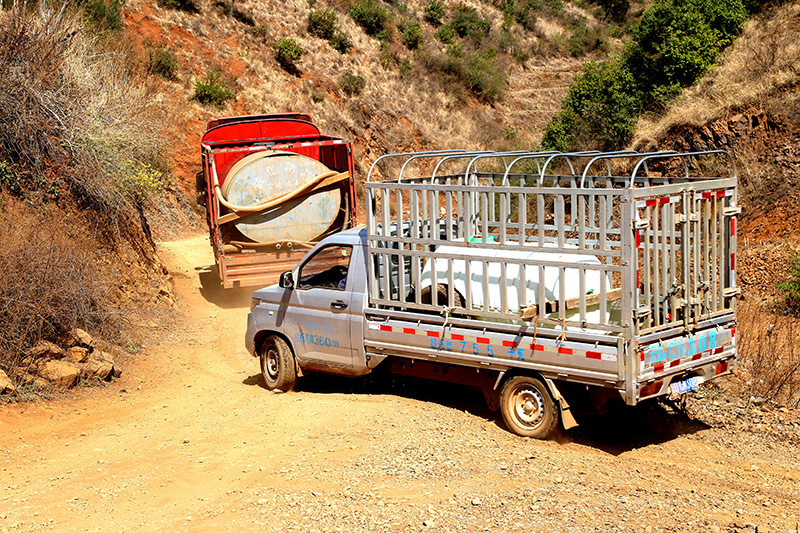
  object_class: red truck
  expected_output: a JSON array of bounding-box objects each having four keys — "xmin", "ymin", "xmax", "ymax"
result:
[{"xmin": 196, "ymin": 113, "xmax": 357, "ymax": 288}]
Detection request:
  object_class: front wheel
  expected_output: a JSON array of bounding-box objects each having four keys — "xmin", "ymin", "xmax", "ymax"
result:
[
  {"xmin": 500, "ymin": 375, "xmax": 558, "ymax": 439},
  {"xmin": 259, "ymin": 335, "xmax": 296, "ymax": 392}
]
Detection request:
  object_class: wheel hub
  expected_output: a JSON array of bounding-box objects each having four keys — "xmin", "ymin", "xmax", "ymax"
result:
[
  {"xmin": 513, "ymin": 387, "xmax": 545, "ymax": 427},
  {"xmin": 264, "ymin": 348, "xmax": 279, "ymax": 380}
]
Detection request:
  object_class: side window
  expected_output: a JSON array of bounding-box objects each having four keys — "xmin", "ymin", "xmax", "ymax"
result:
[{"xmin": 298, "ymin": 245, "xmax": 352, "ymax": 290}]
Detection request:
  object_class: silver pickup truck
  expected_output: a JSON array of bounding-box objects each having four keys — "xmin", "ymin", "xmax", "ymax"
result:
[{"xmin": 246, "ymin": 149, "xmax": 739, "ymax": 439}]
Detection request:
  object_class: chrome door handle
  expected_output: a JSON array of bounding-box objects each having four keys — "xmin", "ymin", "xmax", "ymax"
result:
[{"xmin": 331, "ymin": 300, "xmax": 348, "ymax": 309}]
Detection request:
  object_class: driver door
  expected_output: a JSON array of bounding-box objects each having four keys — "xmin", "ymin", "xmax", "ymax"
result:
[{"xmin": 286, "ymin": 244, "xmax": 355, "ymax": 369}]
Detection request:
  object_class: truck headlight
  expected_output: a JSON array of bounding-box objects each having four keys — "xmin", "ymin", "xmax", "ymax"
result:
[{"xmin": 250, "ymin": 298, "xmax": 260, "ymax": 312}]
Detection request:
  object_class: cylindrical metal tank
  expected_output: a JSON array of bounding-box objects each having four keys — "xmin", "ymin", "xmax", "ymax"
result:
[{"xmin": 220, "ymin": 151, "xmax": 343, "ymax": 244}]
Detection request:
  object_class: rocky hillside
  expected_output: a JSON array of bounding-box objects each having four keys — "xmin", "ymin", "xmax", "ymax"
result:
[{"xmin": 122, "ymin": 0, "xmax": 629, "ymax": 189}]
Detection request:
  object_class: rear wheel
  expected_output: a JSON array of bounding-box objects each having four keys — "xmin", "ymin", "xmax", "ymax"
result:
[
  {"xmin": 500, "ymin": 375, "xmax": 558, "ymax": 439},
  {"xmin": 259, "ymin": 335, "xmax": 296, "ymax": 392}
]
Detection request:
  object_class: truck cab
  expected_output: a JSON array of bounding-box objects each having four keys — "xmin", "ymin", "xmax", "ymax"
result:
[{"xmin": 246, "ymin": 228, "xmax": 371, "ymax": 379}]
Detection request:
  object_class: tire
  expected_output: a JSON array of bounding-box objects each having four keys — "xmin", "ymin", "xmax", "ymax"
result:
[
  {"xmin": 499, "ymin": 375, "xmax": 558, "ymax": 439},
  {"xmin": 259, "ymin": 335, "xmax": 296, "ymax": 392}
]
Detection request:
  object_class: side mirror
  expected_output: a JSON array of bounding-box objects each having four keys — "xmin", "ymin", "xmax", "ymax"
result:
[{"xmin": 279, "ymin": 271, "xmax": 294, "ymax": 289}]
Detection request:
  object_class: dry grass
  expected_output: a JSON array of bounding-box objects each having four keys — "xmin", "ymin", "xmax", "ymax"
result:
[
  {"xmin": 0, "ymin": 3, "xmax": 167, "ymax": 223},
  {"xmin": 736, "ymin": 297, "xmax": 800, "ymax": 408},
  {"xmin": 632, "ymin": 2, "xmax": 800, "ymax": 149},
  {"xmin": 0, "ymin": 210, "xmax": 118, "ymax": 372},
  {"xmin": 0, "ymin": 3, "xmax": 172, "ymax": 385}
]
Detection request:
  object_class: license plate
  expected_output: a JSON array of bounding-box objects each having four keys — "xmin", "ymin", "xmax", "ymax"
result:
[{"xmin": 670, "ymin": 376, "xmax": 704, "ymax": 395}]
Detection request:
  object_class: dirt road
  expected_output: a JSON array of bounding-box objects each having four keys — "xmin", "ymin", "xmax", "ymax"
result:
[{"xmin": 1, "ymin": 235, "xmax": 798, "ymax": 532}]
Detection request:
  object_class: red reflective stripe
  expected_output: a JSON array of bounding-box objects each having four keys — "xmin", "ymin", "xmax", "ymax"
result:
[
  {"xmin": 692, "ymin": 353, "xmax": 702, "ymax": 361},
  {"xmin": 403, "ymin": 328, "xmax": 415, "ymax": 334},
  {"xmin": 670, "ymin": 360, "xmax": 680, "ymax": 368},
  {"xmin": 640, "ymin": 351, "xmax": 645, "ymax": 362},
  {"xmin": 654, "ymin": 363, "xmax": 664, "ymax": 373},
  {"xmin": 586, "ymin": 351, "xmax": 601, "ymax": 359},
  {"xmin": 731, "ymin": 218, "xmax": 736, "ymax": 236},
  {"xmin": 502, "ymin": 340, "xmax": 516, "ymax": 347},
  {"xmin": 731, "ymin": 326, "xmax": 736, "ymax": 338},
  {"xmin": 714, "ymin": 347, "xmax": 724, "ymax": 354},
  {"xmin": 659, "ymin": 197, "xmax": 670, "ymax": 204},
  {"xmin": 702, "ymin": 192, "xmax": 711, "ymax": 199},
  {"xmin": 380, "ymin": 325, "xmax": 392, "ymax": 332},
  {"xmin": 427, "ymin": 331, "xmax": 439, "ymax": 338},
  {"xmin": 731, "ymin": 253, "xmax": 736, "ymax": 271},
  {"xmin": 636, "ymin": 230, "xmax": 641, "ymax": 248},
  {"xmin": 477, "ymin": 337, "xmax": 490, "ymax": 344},
  {"xmin": 558, "ymin": 347, "xmax": 573, "ymax": 355},
  {"xmin": 531, "ymin": 344, "xmax": 545, "ymax": 351},
  {"xmin": 451, "ymin": 334, "xmax": 464, "ymax": 341},
  {"xmin": 716, "ymin": 190, "xmax": 726, "ymax": 197},
  {"xmin": 646, "ymin": 199, "xmax": 657, "ymax": 207}
]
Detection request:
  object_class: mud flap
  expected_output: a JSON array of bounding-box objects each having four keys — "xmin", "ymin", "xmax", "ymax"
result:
[{"xmin": 544, "ymin": 378, "xmax": 579, "ymax": 430}]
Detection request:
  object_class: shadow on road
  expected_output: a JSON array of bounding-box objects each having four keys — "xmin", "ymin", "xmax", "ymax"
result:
[
  {"xmin": 241, "ymin": 371, "xmax": 708, "ymax": 451},
  {"xmin": 196, "ymin": 265, "xmax": 253, "ymax": 309},
  {"xmin": 242, "ymin": 370, "xmax": 495, "ymax": 422},
  {"xmin": 561, "ymin": 400, "xmax": 711, "ymax": 454}
]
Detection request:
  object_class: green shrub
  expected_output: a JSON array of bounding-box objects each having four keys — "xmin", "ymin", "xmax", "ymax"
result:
[
  {"xmin": 542, "ymin": 59, "xmax": 642, "ymax": 150},
  {"xmin": 424, "ymin": 0, "xmax": 446, "ymax": 26},
  {"xmin": 499, "ymin": 0, "xmax": 539, "ymax": 31},
  {"xmin": 436, "ymin": 24, "xmax": 457, "ymax": 43},
  {"xmin": 308, "ymin": 7, "xmax": 337, "ymax": 39},
  {"xmin": 157, "ymin": 0, "xmax": 199, "ymax": 12},
  {"xmin": 402, "ymin": 21, "xmax": 423, "ymax": 49},
  {"xmin": 146, "ymin": 45, "xmax": 178, "ymax": 80},
  {"xmin": 251, "ymin": 23, "xmax": 270, "ymax": 40},
  {"xmin": 272, "ymin": 37, "xmax": 304, "ymax": 72},
  {"xmin": 450, "ymin": 4, "xmax": 491, "ymax": 42},
  {"xmin": 338, "ymin": 70, "xmax": 366, "ymax": 96},
  {"xmin": 437, "ymin": 47, "xmax": 506, "ymax": 103},
  {"xmin": 193, "ymin": 69, "xmax": 235, "ymax": 109},
  {"xmin": 779, "ymin": 248, "xmax": 800, "ymax": 315},
  {"xmin": 349, "ymin": 0, "xmax": 391, "ymax": 36},
  {"xmin": 598, "ymin": 0, "xmax": 629, "ymax": 22},
  {"xmin": 311, "ymin": 91, "xmax": 326, "ymax": 103},
  {"xmin": 567, "ymin": 22, "xmax": 606, "ymax": 57},
  {"xmin": 0, "ymin": 160, "xmax": 22, "ymax": 196},
  {"xmin": 330, "ymin": 29, "xmax": 353, "ymax": 53},
  {"xmin": 77, "ymin": 0, "xmax": 124, "ymax": 32}
]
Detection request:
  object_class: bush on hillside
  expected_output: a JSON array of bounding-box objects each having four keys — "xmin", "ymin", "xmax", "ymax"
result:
[
  {"xmin": 542, "ymin": 59, "xmax": 642, "ymax": 150},
  {"xmin": 339, "ymin": 71, "xmax": 366, "ymax": 96},
  {"xmin": 598, "ymin": 0, "xmax": 629, "ymax": 22},
  {"xmin": 349, "ymin": 0, "xmax": 391, "ymax": 36},
  {"xmin": 272, "ymin": 37, "xmax": 304, "ymax": 73},
  {"xmin": 147, "ymin": 45, "xmax": 179, "ymax": 80},
  {"xmin": 424, "ymin": 0, "xmax": 446, "ymax": 26},
  {"xmin": 449, "ymin": 4, "xmax": 491, "ymax": 42},
  {"xmin": 308, "ymin": 7, "xmax": 337, "ymax": 40},
  {"xmin": 330, "ymin": 29, "xmax": 353, "ymax": 53},
  {"xmin": 194, "ymin": 69, "xmax": 236, "ymax": 108},
  {"xmin": 76, "ymin": 0, "xmax": 124, "ymax": 32},
  {"xmin": 157, "ymin": 0, "xmax": 199, "ymax": 12},
  {"xmin": 401, "ymin": 21, "xmax": 423, "ymax": 49},
  {"xmin": 438, "ymin": 46, "xmax": 507, "ymax": 103}
]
